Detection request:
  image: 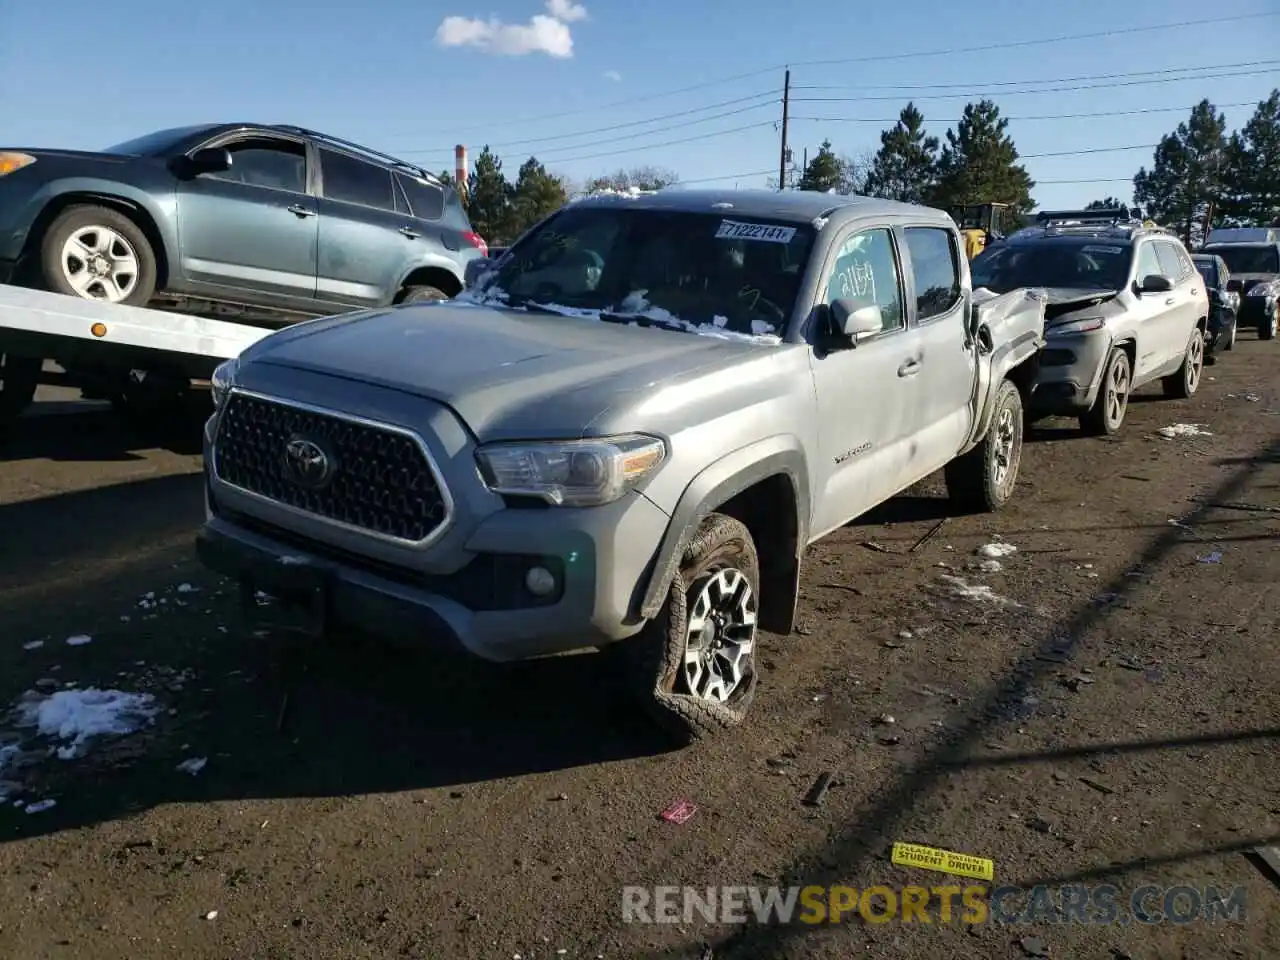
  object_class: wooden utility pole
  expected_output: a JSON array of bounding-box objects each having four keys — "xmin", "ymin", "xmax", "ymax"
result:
[{"xmin": 779, "ymin": 69, "xmax": 790, "ymax": 191}]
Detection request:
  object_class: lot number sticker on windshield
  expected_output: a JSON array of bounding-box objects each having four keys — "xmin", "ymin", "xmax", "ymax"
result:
[
  {"xmin": 716, "ymin": 220, "xmax": 796, "ymax": 244},
  {"xmin": 1082, "ymin": 245, "xmax": 1124, "ymax": 254}
]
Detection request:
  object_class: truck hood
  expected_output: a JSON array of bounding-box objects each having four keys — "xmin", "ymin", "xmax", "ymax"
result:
[{"xmin": 240, "ymin": 301, "xmax": 774, "ymax": 440}]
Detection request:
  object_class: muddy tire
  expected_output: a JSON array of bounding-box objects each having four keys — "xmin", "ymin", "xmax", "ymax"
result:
[
  {"xmin": 1162, "ymin": 326, "xmax": 1205, "ymax": 400},
  {"xmin": 40, "ymin": 205, "xmax": 157, "ymax": 306},
  {"xmin": 398, "ymin": 285, "xmax": 449, "ymax": 304},
  {"xmin": 1261, "ymin": 305, "xmax": 1278, "ymax": 341},
  {"xmin": 944, "ymin": 378, "xmax": 1024, "ymax": 513},
  {"xmin": 1080, "ymin": 347, "xmax": 1131, "ymax": 436},
  {"xmin": 0, "ymin": 353, "xmax": 41, "ymax": 424},
  {"xmin": 621, "ymin": 513, "xmax": 760, "ymax": 744}
]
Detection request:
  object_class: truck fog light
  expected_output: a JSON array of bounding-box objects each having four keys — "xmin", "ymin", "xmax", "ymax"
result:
[{"xmin": 525, "ymin": 566, "xmax": 557, "ymax": 597}]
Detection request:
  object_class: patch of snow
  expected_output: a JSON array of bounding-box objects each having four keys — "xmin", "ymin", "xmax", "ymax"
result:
[
  {"xmin": 22, "ymin": 640, "xmax": 44, "ymax": 651},
  {"xmin": 978, "ymin": 559, "xmax": 1003, "ymax": 573},
  {"xmin": 24, "ymin": 798, "xmax": 56, "ymax": 814},
  {"xmin": 570, "ymin": 186, "xmax": 656, "ymax": 200},
  {"xmin": 15, "ymin": 688, "xmax": 159, "ymax": 760},
  {"xmin": 278, "ymin": 556, "xmax": 309, "ymax": 565},
  {"xmin": 177, "ymin": 583, "xmax": 197, "ymax": 593},
  {"xmin": 1157, "ymin": 423, "xmax": 1212, "ymax": 439},
  {"xmin": 938, "ymin": 575, "xmax": 1019, "ymax": 607},
  {"xmin": 978, "ymin": 542, "xmax": 1017, "ymax": 559},
  {"xmin": 176, "ymin": 757, "xmax": 207, "ymax": 776},
  {"xmin": 65, "ymin": 634, "xmax": 92, "ymax": 647}
]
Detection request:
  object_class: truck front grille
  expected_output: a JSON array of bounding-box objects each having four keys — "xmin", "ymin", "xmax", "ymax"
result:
[{"xmin": 213, "ymin": 392, "xmax": 450, "ymax": 544}]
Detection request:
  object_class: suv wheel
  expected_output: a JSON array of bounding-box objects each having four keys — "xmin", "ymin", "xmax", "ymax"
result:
[
  {"xmin": 1080, "ymin": 347, "xmax": 1130, "ymax": 436},
  {"xmin": 944, "ymin": 378, "xmax": 1024, "ymax": 512},
  {"xmin": 1163, "ymin": 326, "xmax": 1204, "ymax": 399},
  {"xmin": 1262, "ymin": 305, "xmax": 1278, "ymax": 341},
  {"xmin": 623, "ymin": 513, "xmax": 760, "ymax": 743},
  {"xmin": 40, "ymin": 205, "xmax": 157, "ymax": 306},
  {"xmin": 398, "ymin": 285, "xmax": 449, "ymax": 304}
]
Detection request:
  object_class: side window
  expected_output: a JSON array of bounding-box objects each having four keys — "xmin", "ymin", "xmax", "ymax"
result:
[
  {"xmin": 395, "ymin": 174, "xmax": 445, "ymax": 221},
  {"xmin": 904, "ymin": 227, "xmax": 962, "ymax": 321},
  {"xmin": 824, "ymin": 228, "xmax": 905, "ymax": 334},
  {"xmin": 320, "ymin": 149, "xmax": 395, "ymax": 211},
  {"xmin": 1154, "ymin": 242, "xmax": 1184, "ymax": 280},
  {"xmin": 204, "ymin": 139, "xmax": 306, "ymax": 193},
  {"xmin": 1135, "ymin": 242, "xmax": 1163, "ymax": 281}
]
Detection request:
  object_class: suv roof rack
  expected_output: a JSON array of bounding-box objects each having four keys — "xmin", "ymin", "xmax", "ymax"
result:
[
  {"xmin": 269, "ymin": 125, "xmax": 443, "ymax": 185},
  {"xmin": 1036, "ymin": 207, "xmax": 1141, "ymax": 228}
]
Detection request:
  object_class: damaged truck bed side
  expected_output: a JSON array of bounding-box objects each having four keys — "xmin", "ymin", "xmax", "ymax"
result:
[{"xmin": 195, "ymin": 190, "xmax": 1046, "ymax": 744}]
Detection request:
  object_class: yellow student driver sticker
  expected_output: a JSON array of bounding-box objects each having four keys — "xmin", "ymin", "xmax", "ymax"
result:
[{"xmin": 891, "ymin": 843, "xmax": 994, "ymax": 882}]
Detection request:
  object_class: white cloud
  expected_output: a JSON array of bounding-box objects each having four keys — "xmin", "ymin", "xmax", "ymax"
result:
[
  {"xmin": 546, "ymin": 0, "xmax": 588, "ymax": 22},
  {"xmin": 435, "ymin": 0, "xmax": 588, "ymax": 59},
  {"xmin": 603, "ymin": 69, "xmax": 621, "ymax": 82}
]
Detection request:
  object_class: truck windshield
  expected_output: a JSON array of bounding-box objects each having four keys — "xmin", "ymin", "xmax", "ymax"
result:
[
  {"xmin": 972, "ymin": 241, "xmax": 1131, "ymax": 293},
  {"xmin": 1204, "ymin": 245, "xmax": 1279, "ymax": 274},
  {"xmin": 466, "ymin": 205, "xmax": 816, "ymax": 343},
  {"xmin": 103, "ymin": 125, "xmax": 217, "ymax": 156}
]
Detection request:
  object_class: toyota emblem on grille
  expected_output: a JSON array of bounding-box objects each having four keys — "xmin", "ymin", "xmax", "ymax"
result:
[{"xmin": 283, "ymin": 436, "xmax": 334, "ymax": 489}]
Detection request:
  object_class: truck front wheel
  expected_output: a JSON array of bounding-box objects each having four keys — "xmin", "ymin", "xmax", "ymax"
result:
[
  {"xmin": 39, "ymin": 205, "xmax": 158, "ymax": 306},
  {"xmin": 622, "ymin": 513, "xmax": 761, "ymax": 744},
  {"xmin": 0, "ymin": 353, "xmax": 41, "ymax": 425},
  {"xmin": 944, "ymin": 378, "xmax": 1024, "ymax": 513}
]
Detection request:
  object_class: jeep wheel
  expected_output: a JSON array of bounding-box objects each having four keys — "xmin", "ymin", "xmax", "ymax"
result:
[
  {"xmin": 1261, "ymin": 305, "xmax": 1278, "ymax": 341},
  {"xmin": 1080, "ymin": 347, "xmax": 1130, "ymax": 436},
  {"xmin": 0, "ymin": 353, "xmax": 41, "ymax": 424},
  {"xmin": 40, "ymin": 205, "xmax": 157, "ymax": 306},
  {"xmin": 944, "ymin": 378, "xmax": 1024, "ymax": 513},
  {"xmin": 624, "ymin": 513, "xmax": 760, "ymax": 744},
  {"xmin": 1223, "ymin": 316, "xmax": 1237, "ymax": 351},
  {"xmin": 1162, "ymin": 326, "xmax": 1204, "ymax": 400},
  {"xmin": 398, "ymin": 285, "xmax": 449, "ymax": 304}
]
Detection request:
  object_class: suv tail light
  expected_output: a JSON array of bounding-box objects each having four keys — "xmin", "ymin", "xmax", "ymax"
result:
[{"xmin": 462, "ymin": 231, "xmax": 488, "ymax": 257}]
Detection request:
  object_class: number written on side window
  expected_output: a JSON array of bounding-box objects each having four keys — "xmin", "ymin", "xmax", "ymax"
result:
[
  {"xmin": 824, "ymin": 228, "xmax": 905, "ymax": 333},
  {"xmin": 395, "ymin": 174, "xmax": 445, "ymax": 220},
  {"xmin": 320, "ymin": 149, "xmax": 395, "ymax": 211},
  {"xmin": 904, "ymin": 227, "xmax": 962, "ymax": 321},
  {"xmin": 206, "ymin": 141, "xmax": 306, "ymax": 194}
]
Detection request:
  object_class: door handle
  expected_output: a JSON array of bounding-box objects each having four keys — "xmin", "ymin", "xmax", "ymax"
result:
[
  {"xmin": 1165, "ymin": 297, "xmax": 1176, "ymax": 306},
  {"xmin": 399, "ymin": 226, "xmax": 421, "ymax": 239},
  {"xmin": 287, "ymin": 204, "xmax": 315, "ymax": 218},
  {"xmin": 897, "ymin": 358, "xmax": 921, "ymax": 378}
]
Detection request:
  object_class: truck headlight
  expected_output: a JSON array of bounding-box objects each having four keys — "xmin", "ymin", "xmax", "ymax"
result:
[
  {"xmin": 475, "ymin": 434, "xmax": 666, "ymax": 506},
  {"xmin": 1046, "ymin": 317, "xmax": 1105, "ymax": 336},
  {"xmin": 210, "ymin": 357, "xmax": 239, "ymax": 410}
]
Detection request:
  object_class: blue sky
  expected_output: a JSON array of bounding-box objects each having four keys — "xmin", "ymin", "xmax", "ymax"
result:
[{"xmin": 1, "ymin": 0, "xmax": 1277, "ymax": 209}]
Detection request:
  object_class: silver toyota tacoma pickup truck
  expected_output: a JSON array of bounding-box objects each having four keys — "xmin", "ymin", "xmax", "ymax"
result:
[{"xmin": 196, "ymin": 189, "xmax": 1046, "ymax": 742}]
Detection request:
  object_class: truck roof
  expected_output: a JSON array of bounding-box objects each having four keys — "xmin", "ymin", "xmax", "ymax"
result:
[{"xmin": 569, "ymin": 188, "xmax": 945, "ymax": 226}]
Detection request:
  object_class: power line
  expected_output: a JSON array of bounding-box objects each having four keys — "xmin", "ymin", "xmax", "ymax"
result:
[
  {"xmin": 1023, "ymin": 142, "xmax": 1156, "ymax": 159},
  {"xmin": 790, "ymin": 59, "xmax": 1280, "ymax": 94},
  {"xmin": 400, "ymin": 95, "xmax": 778, "ymax": 159},
  {"xmin": 416, "ymin": 11, "xmax": 1278, "ymax": 140},
  {"xmin": 790, "ymin": 101, "xmax": 1260, "ymax": 125},
  {"xmin": 789, "ymin": 66, "xmax": 1278, "ymax": 104},
  {"xmin": 543, "ymin": 121, "xmax": 778, "ymax": 166}
]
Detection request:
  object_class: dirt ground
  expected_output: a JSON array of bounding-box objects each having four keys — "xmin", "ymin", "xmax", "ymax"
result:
[{"xmin": 0, "ymin": 335, "xmax": 1277, "ymax": 960}]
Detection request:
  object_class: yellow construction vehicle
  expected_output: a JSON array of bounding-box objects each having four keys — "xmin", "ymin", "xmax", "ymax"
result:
[{"xmin": 950, "ymin": 203, "xmax": 1011, "ymax": 260}]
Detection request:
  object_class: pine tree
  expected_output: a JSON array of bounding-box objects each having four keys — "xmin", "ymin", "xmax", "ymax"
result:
[
  {"xmin": 797, "ymin": 140, "xmax": 845, "ymax": 193},
  {"xmin": 510, "ymin": 157, "xmax": 568, "ymax": 237},
  {"xmin": 1085, "ymin": 197, "xmax": 1127, "ymax": 210},
  {"xmin": 929, "ymin": 100, "xmax": 1035, "ymax": 217},
  {"xmin": 864, "ymin": 103, "xmax": 939, "ymax": 204},
  {"xmin": 1133, "ymin": 100, "xmax": 1228, "ymax": 242},
  {"xmin": 1220, "ymin": 90, "xmax": 1280, "ymax": 226},
  {"xmin": 465, "ymin": 146, "xmax": 513, "ymax": 243}
]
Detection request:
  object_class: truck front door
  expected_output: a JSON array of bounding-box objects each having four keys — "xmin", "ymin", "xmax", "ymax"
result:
[{"xmin": 806, "ymin": 225, "xmax": 927, "ymax": 537}]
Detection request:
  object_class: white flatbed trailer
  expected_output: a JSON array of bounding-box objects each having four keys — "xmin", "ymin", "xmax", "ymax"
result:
[{"xmin": 0, "ymin": 283, "xmax": 274, "ymax": 421}]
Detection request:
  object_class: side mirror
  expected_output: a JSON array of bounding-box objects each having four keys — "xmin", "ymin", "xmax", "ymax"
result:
[
  {"xmin": 830, "ymin": 298, "xmax": 882, "ymax": 341},
  {"xmin": 184, "ymin": 147, "xmax": 232, "ymax": 176},
  {"xmin": 1138, "ymin": 274, "xmax": 1173, "ymax": 294},
  {"xmin": 464, "ymin": 257, "xmax": 496, "ymax": 289}
]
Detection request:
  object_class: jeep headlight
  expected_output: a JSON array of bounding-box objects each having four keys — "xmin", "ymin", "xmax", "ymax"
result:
[
  {"xmin": 1047, "ymin": 316, "xmax": 1105, "ymax": 336},
  {"xmin": 475, "ymin": 434, "xmax": 666, "ymax": 506},
  {"xmin": 210, "ymin": 357, "xmax": 239, "ymax": 410}
]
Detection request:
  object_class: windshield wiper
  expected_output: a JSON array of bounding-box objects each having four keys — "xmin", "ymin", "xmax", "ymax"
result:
[{"xmin": 598, "ymin": 311, "xmax": 694, "ymax": 334}]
